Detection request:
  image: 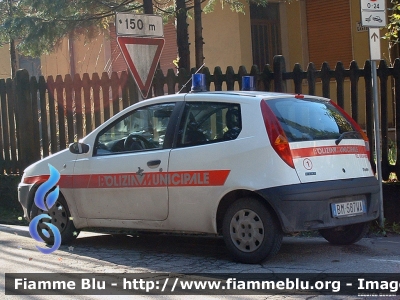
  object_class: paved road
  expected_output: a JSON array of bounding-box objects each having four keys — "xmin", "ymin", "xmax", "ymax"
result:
[{"xmin": 1, "ymin": 224, "xmax": 400, "ymax": 300}]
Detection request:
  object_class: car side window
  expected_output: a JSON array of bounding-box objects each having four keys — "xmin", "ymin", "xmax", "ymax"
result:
[
  {"xmin": 95, "ymin": 103, "xmax": 175, "ymax": 155},
  {"xmin": 177, "ymin": 102, "xmax": 242, "ymax": 147}
]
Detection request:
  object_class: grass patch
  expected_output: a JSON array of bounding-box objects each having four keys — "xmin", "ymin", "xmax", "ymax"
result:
[{"xmin": 368, "ymin": 219, "xmax": 400, "ymax": 237}]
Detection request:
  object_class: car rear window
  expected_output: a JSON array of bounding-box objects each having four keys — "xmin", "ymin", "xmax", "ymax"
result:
[{"xmin": 266, "ymin": 98, "xmax": 358, "ymax": 142}]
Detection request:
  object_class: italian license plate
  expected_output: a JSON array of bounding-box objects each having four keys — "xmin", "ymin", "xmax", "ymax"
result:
[{"xmin": 331, "ymin": 196, "xmax": 367, "ymax": 218}]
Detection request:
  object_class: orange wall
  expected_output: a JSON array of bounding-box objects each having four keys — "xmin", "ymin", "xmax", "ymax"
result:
[
  {"xmin": 187, "ymin": 3, "xmax": 253, "ymax": 73},
  {"xmin": 41, "ymin": 34, "xmax": 108, "ymax": 78},
  {"xmin": 0, "ymin": 46, "xmax": 11, "ymax": 78},
  {"xmin": 0, "ymin": 1, "xmax": 393, "ymax": 82}
]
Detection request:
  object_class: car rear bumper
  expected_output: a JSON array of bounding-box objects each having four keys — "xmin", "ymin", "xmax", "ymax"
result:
[{"xmin": 257, "ymin": 176, "xmax": 380, "ymax": 232}]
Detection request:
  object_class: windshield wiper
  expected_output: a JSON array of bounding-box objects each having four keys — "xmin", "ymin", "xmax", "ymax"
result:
[{"xmin": 335, "ymin": 131, "xmax": 360, "ymax": 145}]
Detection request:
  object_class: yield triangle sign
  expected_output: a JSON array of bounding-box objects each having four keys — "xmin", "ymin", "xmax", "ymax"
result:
[{"xmin": 117, "ymin": 37, "xmax": 165, "ymax": 98}]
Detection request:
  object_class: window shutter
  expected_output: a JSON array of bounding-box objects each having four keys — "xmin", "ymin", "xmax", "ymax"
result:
[{"xmin": 306, "ymin": 1, "xmax": 352, "ymax": 69}]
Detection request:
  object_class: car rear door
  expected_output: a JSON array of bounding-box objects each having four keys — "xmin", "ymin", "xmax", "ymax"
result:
[{"xmin": 167, "ymin": 100, "xmax": 241, "ymax": 232}]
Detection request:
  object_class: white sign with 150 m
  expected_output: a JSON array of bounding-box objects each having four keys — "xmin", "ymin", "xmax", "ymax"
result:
[{"xmin": 116, "ymin": 13, "xmax": 164, "ymax": 38}]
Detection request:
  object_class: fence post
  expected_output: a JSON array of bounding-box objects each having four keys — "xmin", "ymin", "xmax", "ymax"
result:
[
  {"xmin": 30, "ymin": 76, "xmax": 41, "ymax": 162},
  {"xmin": 335, "ymin": 62, "xmax": 345, "ymax": 108},
  {"xmin": 92, "ymin": 73, "xmax": 102, "ymax": 126},
  {"xmin": 364, "ymin": 60, "xmax": 376, "ymax": 172},
  {"xmin": 261, "ymin": 64, "xmax": 272, "ymax": 91},
  {"xmin": 120, "ymin": 71, "xmax": 129, "ymax": 109},
  {"xmin": 55, "ymin": 75, "xmax": 66, "ymax": 150},
  {"xmin": 14, "ymin": 69, "xmax": 35, "ymax": 171},
  {"xmin": 153, "ymin": 68, "xmax": 165, "ymax": 96},
  {"xmin": 166, "ymin": 69, "xmax": 176, "ymax": 95},
  {"xmin": 226, "ymin": 66, "xmax": 235, "ymax": 91},
  {"xmin": 378, "ymin": 60, "xmax": 390, "ymax": 180},
  {"xmin": 273, "ymin": 55, "xmax": 286, "ymax": 92},
  {"xmin": 292, "ymin": 63, "xmax": 303, "ymax": 94},
  {"xmin": 128, "ymin": 72, "xmax": 140, "ymax": 105},
  {"xmin": 82, "ymin": 73, "xmax": 92, "ymax": 136},
  {"xmin": 38, "ymin": 76, "xmax": 49, "ymax": 157},
  {"xmin": 393, "ymin": 59, "xmax": 400, "ymax": 177},
  {"xmin": 306, "ymin": 62, "xmax": 316, "ymax": 95},
  {"xmin": 65, "ymin": 74, "xmax": 74, "ymax": 144},
  {"xmin": 213, "ymin": 67, "xmax": 223, "ymax": 91},
  {"xmin": 238, "ymin": 66, "xmax": 248, "ymax": 91},
  {"xmin": 320, "ymin": 62, "xmax": 331, "ymax": 99},
  {"xmin": 0, "ymin": 79, "xmax": 6, "ymax": 173},
  {"xmin": 349, "ymin": 61, "xmax": 360, "ymax": 123},
  {"xmin": 203, "ymin": 67, "xmax": 211, "ymax": 91}
]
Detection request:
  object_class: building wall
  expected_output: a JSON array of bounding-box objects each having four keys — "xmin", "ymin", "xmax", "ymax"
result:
[
  {"xmin": 0, "ymin": 46, "xmax": 11, "ymax": 78},
  {"xmin": 40, "ymin": 35, "xmax": 107, "ymax": 78},
  {"xmin": 187, "ymin": 3, "xmax": 253, "ymax": 73},
  {"xmin": 0, "ymin": 2, "xmax": 393, "ymax": 82},
  {"xmin": 280, "ymin": 1, "xmax": 304, "ymax": 68},
  {"xmin": 39, "ymin": 39, "xmax": 70, "ymax": 77}
]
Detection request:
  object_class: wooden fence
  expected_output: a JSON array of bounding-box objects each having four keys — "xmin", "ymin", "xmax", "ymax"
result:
[{"xmin": 1, "ymin": 55, "xmax": 400, "ymax": 180}]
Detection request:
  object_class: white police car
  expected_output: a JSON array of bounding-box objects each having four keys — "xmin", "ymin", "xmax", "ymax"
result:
[{"xmin": 18, "ymin": 75, "xmax": 379, "ymax": 263}]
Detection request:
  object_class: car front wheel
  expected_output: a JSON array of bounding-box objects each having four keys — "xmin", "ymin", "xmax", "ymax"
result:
[
  {"xmin": 318, "ymin": 222, "xmax": 370, "ymax": 245},
  {"xmin": 30, "ymin": 194, "xmax": 79, "ymax": 245},
  {"xmin": 222, "ymin": 197, "xmax": 283, "ymax": 264}
]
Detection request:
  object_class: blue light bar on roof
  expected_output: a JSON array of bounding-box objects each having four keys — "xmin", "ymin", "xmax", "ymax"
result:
[
  {"xmin": 242, "ymin": 76, "xmax": 255, "ymax": 91},
  {"xmin": 191, "ymin": 73, "xmax": 207, "ymax": 92}
]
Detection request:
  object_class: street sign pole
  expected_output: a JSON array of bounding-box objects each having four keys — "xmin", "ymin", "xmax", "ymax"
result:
[
  {"xmin": 371, "ymin": 59, "xmax": 384, "ymax": 227},
  {"xmin": 361, "ymin": 0, "xmax": 386, "ymax": 227}
]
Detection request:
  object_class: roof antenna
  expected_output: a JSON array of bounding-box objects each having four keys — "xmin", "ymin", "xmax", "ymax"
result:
[{"xmin": 177, "ymin": 63, "xmax": 206, "ymax": 94}]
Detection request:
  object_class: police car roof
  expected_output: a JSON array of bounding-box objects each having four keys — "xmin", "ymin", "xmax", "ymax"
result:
[{"xmin": 183, "ymin": 91, "xmax": 328, "ymax": 102}]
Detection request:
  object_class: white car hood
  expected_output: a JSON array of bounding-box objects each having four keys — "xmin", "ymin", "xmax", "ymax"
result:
[{"xmin": 22, "ymin": 149, "xmax": 78, "ymax": 179}]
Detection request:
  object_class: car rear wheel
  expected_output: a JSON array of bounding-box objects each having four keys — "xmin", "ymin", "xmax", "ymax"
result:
[
  {"xmin": 318, "ymin": 222, "xmax": 370, "ymax": 245},
  {"xmin": 222, "ymin": 197, "xmax": 283, "ymax": 264},
  {"xmin": 30, "ymin": 194, "xmax": 79, "ymax": 245}
]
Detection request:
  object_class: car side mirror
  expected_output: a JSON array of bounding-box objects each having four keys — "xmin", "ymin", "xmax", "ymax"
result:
[{"xmin": 69, "ymin": 142, "xmax": 90, "ymax": 154}]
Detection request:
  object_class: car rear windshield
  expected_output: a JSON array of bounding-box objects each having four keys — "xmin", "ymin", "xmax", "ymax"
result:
[{"xmin": 266, "ymin": 98, "xmax": 359, "ymax": 142}]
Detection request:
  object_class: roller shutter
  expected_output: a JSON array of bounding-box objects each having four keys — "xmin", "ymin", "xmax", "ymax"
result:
[{"xmin": 306, "ymin": 1, "xmax": 352, "ymax": 69}]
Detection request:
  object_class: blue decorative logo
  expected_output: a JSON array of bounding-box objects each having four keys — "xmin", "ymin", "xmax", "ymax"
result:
[{"xmin": 28, "ymin": 164, "xmax": 62, "ymax": 254}]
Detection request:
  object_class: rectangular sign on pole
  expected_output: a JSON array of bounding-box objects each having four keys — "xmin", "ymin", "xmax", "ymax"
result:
[
  {"xmin": 116, "ymin": 13, "xmax": 164, "ymax": 37},
  {"xmin": 369, "ymin": 28, "xmax": 381, "ymax": 60},
  {"xmin": 361, "ymin": 0, "xmax": 387, "ymax": 27}
]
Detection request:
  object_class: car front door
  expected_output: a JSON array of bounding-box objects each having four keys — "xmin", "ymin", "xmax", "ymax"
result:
[{"xmin": 72, "ymin": 102, "xmax": 176, "ymax": 221}]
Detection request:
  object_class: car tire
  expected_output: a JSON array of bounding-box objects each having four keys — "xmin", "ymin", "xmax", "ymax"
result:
[
  {"xmin": 318, "ymin": 222, "xmax": 370, "ymax": 245},
  {"xmin": 222, "ymin": 197, "xmax": 283, "ymax": 264},
  {"xmin": 30, "ymin": 194, "xmax": 79, "ymax": 245}
]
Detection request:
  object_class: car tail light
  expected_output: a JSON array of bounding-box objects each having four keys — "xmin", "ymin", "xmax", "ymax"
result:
[
  {"xmin": 260, "ymin": 100, "xmax": 295, "ymax": 168},
  {"xmin": 329, "ymin": 100, "xmax": 371, "ymax": 159}
]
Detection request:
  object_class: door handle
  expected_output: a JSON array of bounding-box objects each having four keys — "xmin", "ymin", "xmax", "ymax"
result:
[{"xmin": 147, "ymin": 160, "xmax": 161, "ymax": 168}]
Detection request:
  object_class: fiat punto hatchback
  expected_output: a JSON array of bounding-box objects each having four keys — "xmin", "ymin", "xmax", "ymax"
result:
[{"xmin": 18, "ymin": 88, "xmax": 380, "ymax": 263}]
